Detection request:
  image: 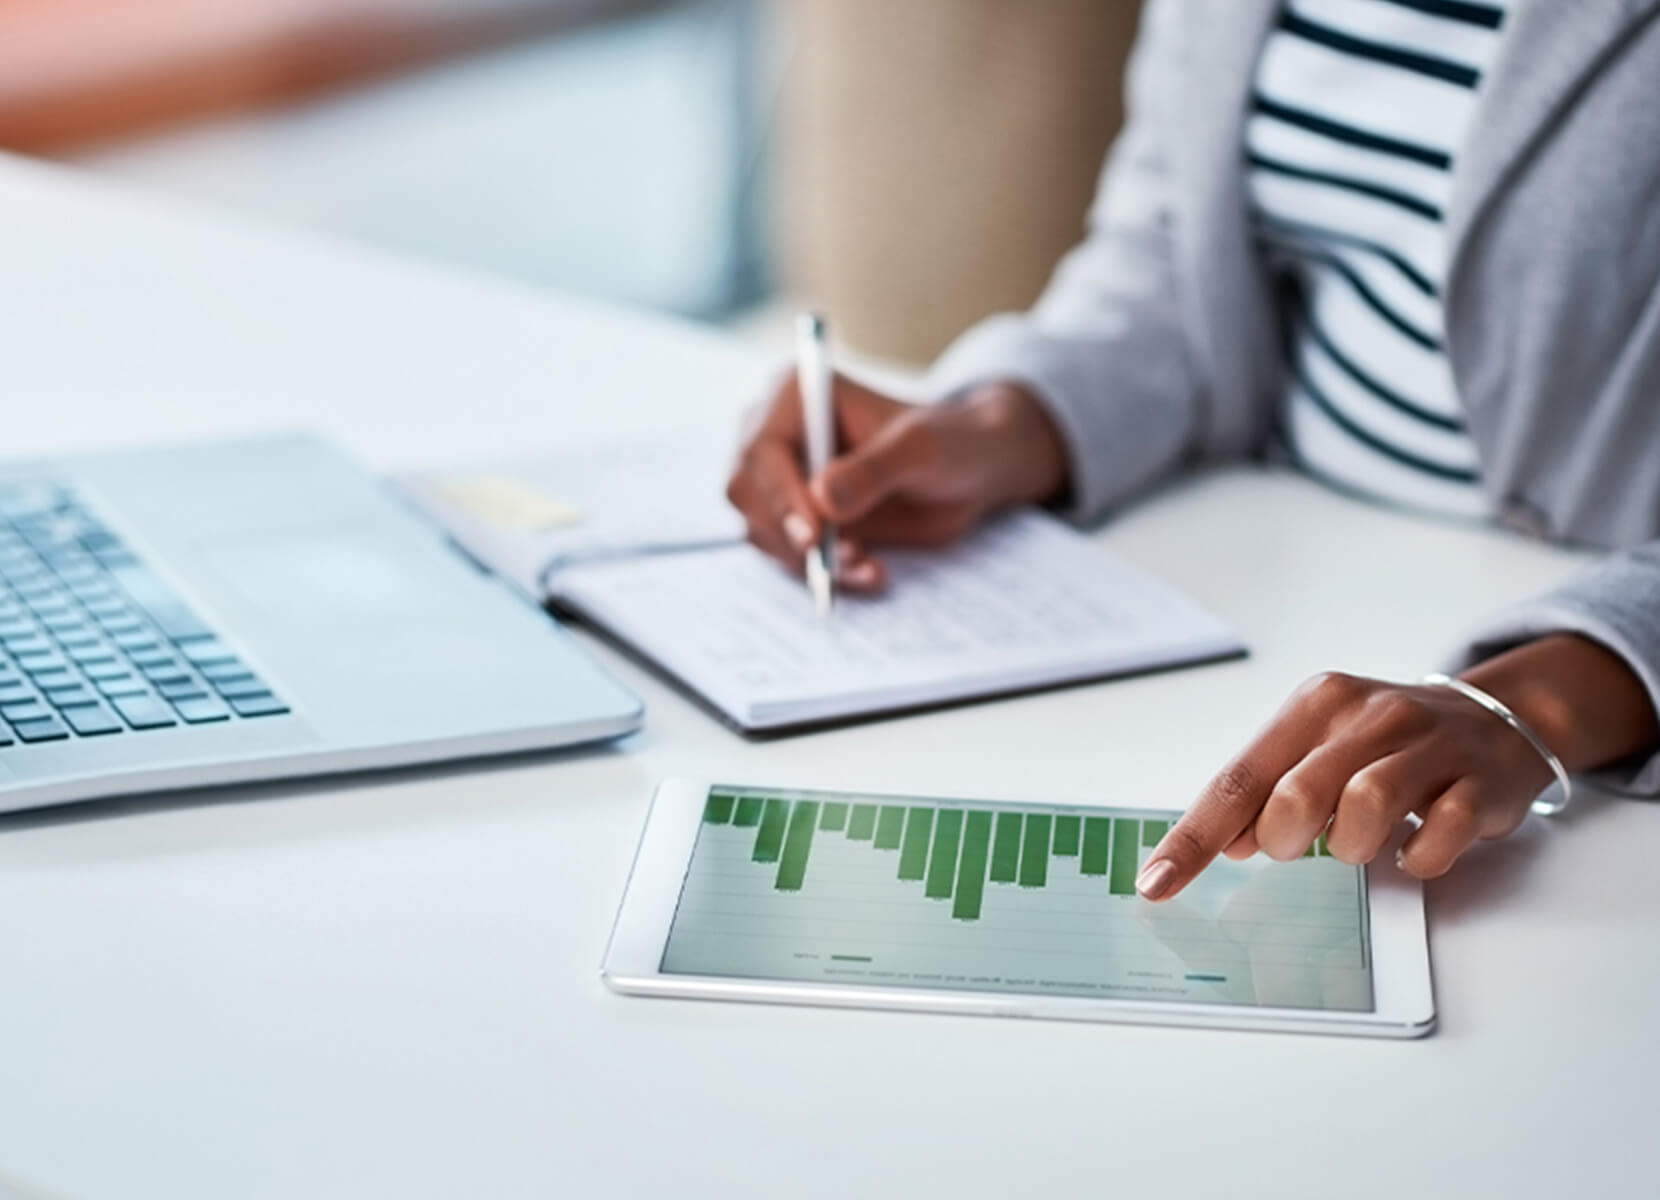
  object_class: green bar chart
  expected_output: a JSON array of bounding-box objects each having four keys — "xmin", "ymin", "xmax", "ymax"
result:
[
  {"xmin": 700, "ymin": 791, "xmax": 1341, "ymax": 923},
  {"xmin": 675, "ymin": 789, "xmax": 1371, "ymax": 1013}
]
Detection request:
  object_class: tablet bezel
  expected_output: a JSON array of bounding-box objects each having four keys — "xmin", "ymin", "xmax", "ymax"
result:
[{"xmin": 602, "ymin": 777, "xmax": 1435, "ymax": 1038}]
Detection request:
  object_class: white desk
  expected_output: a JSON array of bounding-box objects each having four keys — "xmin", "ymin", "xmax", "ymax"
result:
[{"xmin": 0, "ymin": 153, "xmax": 1655, "ymax": 1200}]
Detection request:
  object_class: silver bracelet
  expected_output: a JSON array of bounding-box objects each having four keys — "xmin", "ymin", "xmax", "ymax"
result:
[{"xmin": 1422, "ymin": 673, "xmax": 1573, "ymax": 816}]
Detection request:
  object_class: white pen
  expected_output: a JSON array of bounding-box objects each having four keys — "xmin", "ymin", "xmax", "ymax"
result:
[{"xmin": 795, "ymin": 311, "xmax": 836, "ymax": 618}]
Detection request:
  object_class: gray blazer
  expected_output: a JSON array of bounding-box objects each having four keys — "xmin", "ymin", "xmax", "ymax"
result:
[{"xmin": 929, "ymin": 0, "xmax": 1660, "ymax": 793}]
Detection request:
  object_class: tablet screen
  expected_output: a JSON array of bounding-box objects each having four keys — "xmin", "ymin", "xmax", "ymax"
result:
[{"xmin": 660, "ymin": 787, "xmax": 1373, "ymax": 1012}]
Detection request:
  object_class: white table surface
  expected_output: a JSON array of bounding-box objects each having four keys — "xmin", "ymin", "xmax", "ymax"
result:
[{"xmin": 0, "ymin": 152, "xmax": 1654, "ymax": 1200}]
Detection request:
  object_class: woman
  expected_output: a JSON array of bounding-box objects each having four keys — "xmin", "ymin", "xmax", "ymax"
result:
[{"xmin": 729, "ymin": 0, "xmax": 1660, "ymax": 901}]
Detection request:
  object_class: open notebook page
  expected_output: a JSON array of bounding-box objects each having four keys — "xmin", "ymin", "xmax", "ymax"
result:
[{"xmin": 551, "ymin": 509, "xmax": 1244, "ymax": 730}]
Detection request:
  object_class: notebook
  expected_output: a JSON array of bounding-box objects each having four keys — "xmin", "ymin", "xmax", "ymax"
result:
[{"xmin": 397, "ymin": 438, "xmax": 1245, "ymax": 733}]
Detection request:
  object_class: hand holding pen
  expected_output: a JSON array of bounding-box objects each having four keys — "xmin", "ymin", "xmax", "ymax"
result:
[{"xmin": 724, "ymin": 322, "xmax": 1070, "ymax": 601}]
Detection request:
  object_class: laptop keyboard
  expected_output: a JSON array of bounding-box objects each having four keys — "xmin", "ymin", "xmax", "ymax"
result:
[{"xmin": 0, "ymin": 482, "xmax": 289, "ymax": 746}]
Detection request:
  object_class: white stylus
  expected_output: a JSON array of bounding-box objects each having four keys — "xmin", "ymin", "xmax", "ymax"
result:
[{"xmin": 795, "ymin": 311, "xmax": 836, "ymax": 618}]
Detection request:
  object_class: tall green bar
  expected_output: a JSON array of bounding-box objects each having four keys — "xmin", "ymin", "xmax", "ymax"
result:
[
  {"xmin": 1109, "ymin": 818, "xmax": 1141, "ymax": 895},
  {"xmin": 953, "ymin": 812, "xmax": 993, "ymax": 920},
  {"xmin": 819, "ymin": 802, "xmax": 849, "ymax": 832},
  {"xmin": 703, "ymin": 794, "xmax": 735, "ymax": 824},
  {"xmin": 1080, "ymin": 817, "xmax": 1111, "ymax": 875},
  {"xmin": 897, "ymin": 808, "xmax": 935, "ymax": 880},
  {"xmin": 1052, "ymin": 815, "xmax": 1081, "ymax": 856},
  {"xmin": 989, "ymin": 812, "xmax": 1022, "ymax": 883},
  {"xmin": 752, "ymin": 798, "xmax": 789, "ymax": 863},
  {"xmin": 846, "ymin": 805, "xmax": 878, "ymax": 840},
  {"xmin": 874, "ymin": 806, "xmax": 907, "ymax": 850},
  {"xmin": 1142, "ymin": 819, "xmax": 1169, "ymax": 847},
  {"xmin": 1315, "ymin": 832, "xmax": 1330, "ymax": 857},
  {"xmin": 775, "ymin": 801, "xmax": 819, "ymax": 890},
  {"xmin": 924, "ymin": 810, "xmax": 964, "ymax": 900},
  {"xmin": 733, "ymin": 796, "xmax": 765, "ymax": 828},
  {"xmin": 1019, "ymin": 814, "xmax": 1052, "ymax": 888}
]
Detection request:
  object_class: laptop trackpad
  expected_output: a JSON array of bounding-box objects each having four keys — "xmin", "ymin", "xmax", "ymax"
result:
[{"xmin": 199, "ymin": 531, "xmax": 470, "ymax": 625}]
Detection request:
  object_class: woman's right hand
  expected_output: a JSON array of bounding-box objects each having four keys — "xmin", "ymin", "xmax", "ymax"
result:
[{"xmin": 726, "ymin": 374, "xmax": 1071, "ymax": 589}]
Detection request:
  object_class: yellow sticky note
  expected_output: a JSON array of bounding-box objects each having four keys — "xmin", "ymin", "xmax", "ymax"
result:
[{"xmin": 435, "ymin": 475, "xmax": 583, "ymax": 530}]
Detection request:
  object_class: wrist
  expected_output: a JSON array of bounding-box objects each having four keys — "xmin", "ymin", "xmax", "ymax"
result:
[
  {"xmin": 1461, "ymin": 634, "xmax": 1659, "ymax": 773},
  {"xmin": 961, "ymin": 382, "xmax": 1071, "ymax": 508}
]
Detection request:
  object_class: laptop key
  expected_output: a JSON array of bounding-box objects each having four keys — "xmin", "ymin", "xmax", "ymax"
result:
[
  {"xmin": 0, "ymin": 682, "xmax": 35, "ymax": 704},
  {"xmin": 81, "ymin": 659, "xmax": 132, "ymax": 681},
  {"xmin": 94, "ymin": 675, "xmax": 150, "ymax": 698},
  {"xmin": 173, "ymin": 695, "xmax": 232, "ymax": 723},
  {"xmin": 10, "ymin": 714, "xmax": 69, "ymax": 742},
  {"xmin": 0, "ymin": 724, "xmax": 12, "ymax": 747},
  {"xmin": 65, "ymin": 645, "xmax": 116, "ymax": 665},
  {"xmin": 213, "ymin": 674, "xmax": 269, "ymax": 699},
  {"xmin": 1, "ymin": 699, "xmax": 53, "ymax": 723},
  {"xmin": 16, "ymin": 650, "xmax": 68, "ymax": 673},
  {"xmin": 228, "ymin": 692, "xmax": 289, "ymax": 718},
  {"xmin": 156, "ymin": 679, "xmax": 207, "ymax": 700},
  {"xmin": 199, "ymin": 658, "xmax": 251, "ymax": 681},
  {"xmin": 25, "ymin": 667, "xmax": 76, "ymax": 689},
  {"xmin": 43, "ymin": 679, "xmax": 97, "ymax": 702},
  {"xmin": 110, "ymin": 694, "xmax": 178, "ymax": 730},
  {"xmin": 61, "ymin": 703, "xmax": 124, "ymax": 736},
  {"xmin": 179, "ymin": 638, "xmax": 236, "ymax": 665}
]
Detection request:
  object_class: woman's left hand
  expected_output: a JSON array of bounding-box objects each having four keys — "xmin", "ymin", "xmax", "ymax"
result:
[{"xmin": 1135, "ymin": 634, "xmax": 1660, "ymax": 901}]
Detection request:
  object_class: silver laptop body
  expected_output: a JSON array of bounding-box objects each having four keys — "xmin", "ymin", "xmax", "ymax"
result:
[{"xmin": 0, "ymin": 434, "xmax": 642, "ymax": 814}]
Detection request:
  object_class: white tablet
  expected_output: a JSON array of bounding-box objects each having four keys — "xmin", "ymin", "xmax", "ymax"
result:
[{"xmin": 603, "ymin": 779, "xmax": 1436, "ymax": 1038}]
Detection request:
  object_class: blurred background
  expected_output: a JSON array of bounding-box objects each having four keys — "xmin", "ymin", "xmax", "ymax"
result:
[{"xmin": 0, "ymin": 0, "xmax": 1142, "ymax": 369}]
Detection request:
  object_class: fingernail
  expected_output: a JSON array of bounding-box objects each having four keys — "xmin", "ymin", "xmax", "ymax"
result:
[
  {"xmin": 783, "ymin": 512, "xmax": 815, "ymax": 552},
  {"xmin": 842, "ymin": 561, "xmax": 879, "ymax": 588},
  {"xmin": 1136, "ymin": 859, "xmax": 1175, "ymax": 901}
]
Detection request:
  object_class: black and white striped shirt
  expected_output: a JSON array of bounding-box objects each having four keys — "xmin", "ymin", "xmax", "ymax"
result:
[{"xmin": 1247, "ymin": 0, "xmax": 1509, "ymax": 518}]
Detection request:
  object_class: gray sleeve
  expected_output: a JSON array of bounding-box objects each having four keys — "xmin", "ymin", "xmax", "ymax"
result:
[
  {"xmin": 922, "ymin": 0, "xmax": 1203, "ymax": 523},
  {"xmin": 1445, "ymin": 540, "xmax": 1660, "ymax": 796}
]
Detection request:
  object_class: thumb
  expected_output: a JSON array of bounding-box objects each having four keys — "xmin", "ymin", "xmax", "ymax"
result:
[{"xmin": 810, "ymin": 418, "xmax": 937, "ymax": 523}]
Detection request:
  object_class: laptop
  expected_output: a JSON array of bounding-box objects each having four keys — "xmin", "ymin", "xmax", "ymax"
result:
[{"xmin": 0, "ymin": 434, "xmax": 643, "ymax": 815}]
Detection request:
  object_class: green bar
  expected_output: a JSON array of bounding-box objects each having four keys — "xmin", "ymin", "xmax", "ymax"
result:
[
  {"xmin": 775, "ymin": 801, "xmax": 819, "ymax": 890},
  {"xmin": 1142, "ymin": 819, "xmax": 1169, "ymax": 847},
  {"xmin": 1315, "ymin": 832, "xmax": 1330, "ymax": 857},
  {"xmin": 752, "ymin": 798, "xmax": 789, "ymax": 863},
  {"xmin": 703, "ymin": 793, "xmax": 735, "ymax": 824},
  {"xmin": 846, "ymin": 805, "xmax": 879, "ymax": 840},
  {"xmin": 1052, "ymin": 815, "xmax": 1081, "ymax": 856},
  {"xmin": 1080, "ymin": 817, "xmax": 1111, "ymax": 875},
  {"xmin": 924, "ymin": 810, "xmax": 964, "ymax": 900},
  {"xmin": 874, "ymin": 806, "xmax": 907, "ymax": 850},
  {"xmin": 1018, "ymin": 814, "xmax": 1052, "ymax": 888},
  {"xmin": 820, "ymin": 802, "xmax": 849, "ymax": 832},
  {"xmin": 989, "ymin": 812, "xmax": 1022, "ymax": 883},
  {"xmin": 732, "ymin": 796, "xmax": 765, "ymax": 828},
  {"xmin": 953, "ymin": 812, "xmax": 993, "ymax": 920},
  {"xmin": 897, "ymin": 808, "xmax": 935, "ymax": 880},
  {"xmin": 1110, "ymin": 819, "xmax": 1141, "ymax": 895},
  {"xmin": 1304, "ymin": 841, "xmax": 1317, "ymax": 858}
]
